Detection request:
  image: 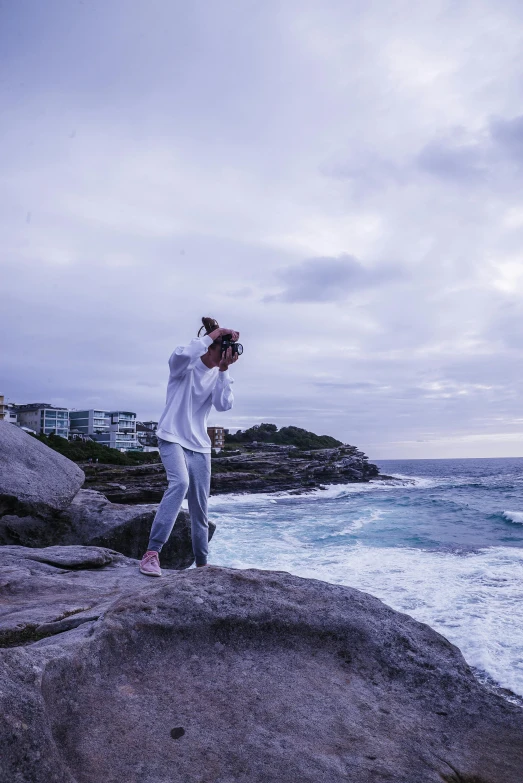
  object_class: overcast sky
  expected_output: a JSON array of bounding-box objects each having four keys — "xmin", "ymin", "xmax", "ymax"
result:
[{"xmin": 2, "ymin": 0, "xmax": 523, "ymax": 459}]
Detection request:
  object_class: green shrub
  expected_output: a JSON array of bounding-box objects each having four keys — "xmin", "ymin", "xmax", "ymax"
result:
[
  {"xmin": 32, "ymin": 434, "xmax": 160, "ymax": 465},
  {"xmin": 225, "ymin": 423, "xmax": 343, "ymax": 450}
]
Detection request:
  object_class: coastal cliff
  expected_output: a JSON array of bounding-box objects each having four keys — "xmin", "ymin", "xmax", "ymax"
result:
[{"xmin": 83, "ymin": 443, "xmax": 380, "ymax": 503}]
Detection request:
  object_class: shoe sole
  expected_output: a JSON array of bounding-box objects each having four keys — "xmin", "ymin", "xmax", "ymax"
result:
[{"xmin": 139, "ymin": 567, "xmax": 162, "ymax": 577}]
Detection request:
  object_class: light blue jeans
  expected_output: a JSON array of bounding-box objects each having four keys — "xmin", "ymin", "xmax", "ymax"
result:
[{"xmin": 147, "ymin": 439, "xmax": 211, "ymax": 566}]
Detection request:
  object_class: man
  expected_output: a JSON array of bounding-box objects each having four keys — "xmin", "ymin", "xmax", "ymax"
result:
[{"xmin": 139, "ymin": 319, "xmax": 240, "ymax": 576}]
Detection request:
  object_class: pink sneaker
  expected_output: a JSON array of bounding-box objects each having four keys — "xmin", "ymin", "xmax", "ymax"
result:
[{"xmin": 139, "ymin": 550, "xmax": 162, "ymax": 577}]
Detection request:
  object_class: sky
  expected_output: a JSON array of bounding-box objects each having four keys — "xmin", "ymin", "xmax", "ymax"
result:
[{"xmin": 2, "ymin": 0, "xmax": 523, "ymax": 459}]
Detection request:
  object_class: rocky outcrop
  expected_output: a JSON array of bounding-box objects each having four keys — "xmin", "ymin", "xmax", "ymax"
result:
[
  {"xmin": 0, "ymin": 421, "xmax": 84, "ymax": 517},
  {"xmin": 211, "ymin": 444, "xmax": 379, "ymax": 494},
  {"xmin": 82, "ymin": 462, "xmax": 168, "ymax": 504},
  {"xmin": 0, "ymin": 490, "xmax": 214, "ymax": 570},
  {"xmin": 58, "ymin": 489, "xmax": 215, "ymax": 568},
  {"xmin": 1, "ymin": 545, "xmax": 522, "ymax": 783},
  {"xmin": 83, "ymin": 444, "xmax": 380, "ymax": 503},
  {"xmin": 0, "ymin": 425, "xmax": 210, "ymax": 569}
]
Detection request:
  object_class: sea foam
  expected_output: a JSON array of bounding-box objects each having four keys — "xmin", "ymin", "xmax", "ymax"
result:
[{"xmin": 502, "ymin": 510, "xmax": 523, "ymax": 525}]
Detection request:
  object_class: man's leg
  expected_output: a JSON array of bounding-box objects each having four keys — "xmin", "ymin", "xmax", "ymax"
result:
[
  {"xmin": 185, "ymin": 449, "xmax": 211, "ymax": 566},
  {"xmin": 146, "ymin": 440, "xmax": 189, "ymax": 553}
]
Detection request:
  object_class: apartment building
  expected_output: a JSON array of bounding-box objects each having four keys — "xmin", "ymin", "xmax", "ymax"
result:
[
  {"xmin": 0, "ymin": 397, "xmax": 18, "ymax": 424},
  {"xmin": 5, "ymin": 405, "xmax": 17, "ymax": 424},
  {"xmin": 69, "ymin": 410, "xmax": 111, "ymax": 436},
  {"xmin": 107, "ymin": 411, "xmax": 139, "ymax": 451},
  {"xmin": 69, "ymin": 409, "xmax": 140, "ymax": 451},
  {"xmin": 207, "ymin": 426, "xmax": 225, "ymax": 451},
  {"xmin": 14, "ymin": 404, "xmax": 70, "ymax": 438},
  {"xmin": 136, "ymin": 420, "xmax": 158, "ymax": 448}
]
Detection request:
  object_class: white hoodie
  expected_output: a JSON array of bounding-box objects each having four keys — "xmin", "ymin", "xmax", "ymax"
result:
[{"xmin": 156, "ymin": 335, "xmax": 234, "ymax": 453}]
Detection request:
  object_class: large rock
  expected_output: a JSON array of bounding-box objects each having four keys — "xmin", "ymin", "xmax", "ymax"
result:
[
  {"xmin": 0, "ymin": 422, "xmax": 84, "ymax": 517},
  {"xmin": 0, "ymin": 546, "xmax": 522, "ymax": 782},
  {"xmin": 0, "ymin": 545, "xmax": 141, "ymax": 648},
  {"xmin": 0, "ymin": 489, "xmax": 215, "ymax": 569},
  {"xmin": 59, "ymin": 489, "xmax": 215, "ymax": 568},
  {"xmin": 0, "ymin": 513, "xmax": 72, "ymax": 548}
]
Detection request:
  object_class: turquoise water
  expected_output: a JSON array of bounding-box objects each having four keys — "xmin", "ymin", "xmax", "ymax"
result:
[{"xmin": 202, "ymin": 458, "xmax": 523, "ymax": 698}]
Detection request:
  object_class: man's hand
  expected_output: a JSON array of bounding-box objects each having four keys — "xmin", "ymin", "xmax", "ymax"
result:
[
  {"xmin": 208, "ymin": 327, "xmax": 240, "ymax": 342},
  {"xmin": 219, "ymin": 346, "xmax": 239, "ymax": 372}
]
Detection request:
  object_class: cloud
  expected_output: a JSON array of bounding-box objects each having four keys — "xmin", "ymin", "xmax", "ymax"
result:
[
  {"xmin": 321, "ymin": 156, "xmax": 404, "ymax": 195},
  {"xmin": 263, "ymin": 255, "xmax": 402, "ymax": 303},
  {"xmin": 490, "ymin": 114, "xmax": 523, "ymax": 162},
  {"xmin": 413, "ymin": 116, "xmax": 523, "ymax": 185},
  {"xmin": 313, "ymin": 381, "xmax": 381, "ymax": 390},
  {"xmin": 415, "ymin": 136, "xmax": 487, "ymax": 182}
]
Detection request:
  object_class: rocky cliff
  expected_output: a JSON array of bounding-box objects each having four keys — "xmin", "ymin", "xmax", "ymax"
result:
[{"xmin": 83, "ymin": 443, "xmax": 381, "ymax": 504}]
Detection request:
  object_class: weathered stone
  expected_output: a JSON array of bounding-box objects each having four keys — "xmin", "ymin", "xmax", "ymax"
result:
[
  {"xmin": 83, "ymin": 462, "xmax": 168, "ymax": 504},
  {"xmin": 0, "ymin": 548, "xmax": 522, "ymax": 782},
  {"xmin": 0, "ymin": 545, "xmax": 137, "ymax": 649},
  {"xmin": 0, "ymin": 422, "xmax": 84, "ymax": 517},
  {"xmin": 0, "ymin": 489, "xmax": 215, "ymax": 569},
  {"xmin": 59, "ymin": 489, "xmax": 215, "ymax": 569},
  {"xmin": 14, "ymin": 544, "xmax": 119, "ymax": 569},
  {"xmin": 0, "ymin": 513, "xmax": 72, "ymax": 548}
]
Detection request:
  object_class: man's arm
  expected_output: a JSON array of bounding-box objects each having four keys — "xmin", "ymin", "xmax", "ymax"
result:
[
  {"xmin": 168, "ymin": 335, "xmax": 213, "ymax": 378},
  {"xmin": 212, "ymin": 347, "xmax": 238, "ymax": 411},
  {"xmin": 212, "ymin": 370, "xmax": 234, "ymax": 412}
]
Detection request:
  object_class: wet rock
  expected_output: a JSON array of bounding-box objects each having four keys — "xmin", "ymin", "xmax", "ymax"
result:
[
  {"xmin": 0, "ymin": 422, "xmax": 84, "ymax": 517},
  {"xmin": 210, "ymin": 446, "xmax": 379, "ymax": 494},
  {"xmin": 0, "ymin": 557, "xmax": 522, "ymax": 782}
]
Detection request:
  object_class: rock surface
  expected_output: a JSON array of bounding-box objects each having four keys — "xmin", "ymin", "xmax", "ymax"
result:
[
  {"xmin": 83, "ymin": 444, "xmax": 381, "ymax": 503},
  {"xmin": 0, "ymin": 489, "xmax": 215, "ymax": 569},
  {"xmin": 1, "ymin": 545, "xmax": 522, "ymax": 782},
  {"xmin": 59, "ymin": 489, "xmax": 215, "ymax": 568},
  {"xmin": 0, "ymin": 422, "xmax": 84, "ymax": 517}
]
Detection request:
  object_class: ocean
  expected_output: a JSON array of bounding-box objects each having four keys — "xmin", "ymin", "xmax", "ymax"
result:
[{"xmin": 203, "ymin": 458, "xmax": 523, "ymax": 700}]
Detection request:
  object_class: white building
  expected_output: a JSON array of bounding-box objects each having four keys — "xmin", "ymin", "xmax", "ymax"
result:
[
  {"xmin": 136, "ymin": 420, "xmax": 158, "ymax": 447},
  {"xmin": 0, "ymin": 396, "xmax": 17, "ymax": 424},
  {"xmin": 14, "ymin": 404, "xmax": 69, "ymax": 438},
  {"xmin": 69, "ymin": 409, "xmax": 140, "ymax": 451},
  {"xmin": 5, "ymin": 405, "xmax": 18, "ymax": 425},
  {"xmin": 69, "ymin": 409, "xmax": 111, "ymax": 437}
]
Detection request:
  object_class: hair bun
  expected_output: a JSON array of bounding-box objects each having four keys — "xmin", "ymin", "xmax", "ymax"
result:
[{"xmin": 198, "ymin": 317, "xmax": 220, "ymax": 337}]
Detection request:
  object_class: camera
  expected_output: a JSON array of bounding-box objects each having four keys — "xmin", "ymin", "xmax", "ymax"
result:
[{"xmin": 221, "ymin": 334, "xmax": 243, "ymax": 357}]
